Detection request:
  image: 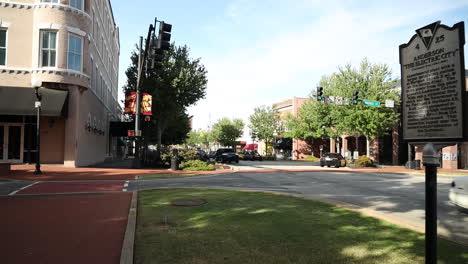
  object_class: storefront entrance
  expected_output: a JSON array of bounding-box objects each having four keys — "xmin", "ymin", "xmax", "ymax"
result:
[{"xmin": 0, "ymin": 124, "xmax": 24, "ymax": 163}]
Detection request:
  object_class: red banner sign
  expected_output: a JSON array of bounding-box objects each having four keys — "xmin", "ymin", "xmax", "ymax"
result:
[
  {"xmin": 124, "ymin": 92, "xmax": 153, "ymax": 115},
  {"xmin": 141, "ymin": 93, "xmax": 152, "ymax": 115},
  {"xmin": 124, "ymin": 92, "xmax": 136, "ymax": 114}
]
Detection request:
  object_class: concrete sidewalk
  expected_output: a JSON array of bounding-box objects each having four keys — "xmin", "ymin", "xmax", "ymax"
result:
[{"xmin": 1, "ymin": 164, "xmax": 232, "ymax": 181}]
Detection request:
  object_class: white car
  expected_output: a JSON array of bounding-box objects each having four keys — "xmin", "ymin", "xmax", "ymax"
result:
[{"xmin": 449, "ymin": 176, "xmax": 468, "ymax": 212}]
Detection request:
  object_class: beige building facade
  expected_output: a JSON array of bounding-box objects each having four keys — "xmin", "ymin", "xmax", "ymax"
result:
[{"xmin": 0, "ymin": 0, "xmax": 120, "ymax": 167}]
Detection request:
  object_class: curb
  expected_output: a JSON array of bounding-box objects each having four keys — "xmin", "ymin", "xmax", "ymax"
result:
[{"xmin": 120, "ymin": 191, "xmax": 138, "ymax": 264}]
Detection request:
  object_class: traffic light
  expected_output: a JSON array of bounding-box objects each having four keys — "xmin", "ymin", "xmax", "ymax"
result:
[
  {"xmin": 316, "ymin": 87, "xmax": 323, "ymax": 100},
  {"xmin": 157, "ymin": 21, "xmax": 172, "ymax": 51},
  {"xmin": 352, "ymin": 91, "xmax": 359, "ymax": 104}
]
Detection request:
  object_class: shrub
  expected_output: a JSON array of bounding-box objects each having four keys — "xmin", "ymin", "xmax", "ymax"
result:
[
  {"xmin": 304, "ymin": 155, "xmax": 319, "ymax": 162},
  {"xmin": 238, "ymin": 153, "xmax": 246, "ymax": 160},
  {"xmin": 179, "ymin": 160, "xmax": 215, "ymax": 171},
  {"xmin": 178, "ymin": 149, "xmax": 198, "ymax": 161},
  {"xmin": 355, "ymin": 155, "xmax": 373, "ymax": 167}
]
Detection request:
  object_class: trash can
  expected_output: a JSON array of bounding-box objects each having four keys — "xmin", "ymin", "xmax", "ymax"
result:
[
  {"xmin": 171, "ymin": 149, "xmax": 179, "ymax": 170},
  {"xmin": 171, "ymin": 156, "xmax": 179, "ymax": 170}
]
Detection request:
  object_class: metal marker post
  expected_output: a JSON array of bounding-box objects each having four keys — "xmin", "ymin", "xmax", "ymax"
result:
[{"xmin": 422, "ymin": 143, "xmax": 439, "ymax": 264}]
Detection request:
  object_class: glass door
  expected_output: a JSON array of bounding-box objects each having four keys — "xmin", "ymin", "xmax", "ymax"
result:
[
  {"xmin": 8, "ymin": 126, "xmax": 22, "ymax": 162},
  {"xmin": 0, "ymin": 124, "xmax": 24, "ymax": 163},
  {"xmin": 0, "ymin": 125, "xmax": 4, "ymax": 161}
]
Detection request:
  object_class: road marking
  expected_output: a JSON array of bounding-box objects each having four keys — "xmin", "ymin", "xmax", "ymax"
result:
[
  {"xmin": 122, "ymin": 180, "xmax": 129, "ymax": 192},
  {"xmin": 8, "ymin": 182, "xmax": 38, "ymax": 196}
]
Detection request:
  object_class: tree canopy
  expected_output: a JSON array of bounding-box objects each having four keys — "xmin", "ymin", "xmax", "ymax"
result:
[
  {"xmin": 123, "ymin": 44, "xmax": 208, "ymax": 149},
  {"xmin": 285, "ymin": 59, "xmax": 399, "ymax": 156},
  {"xmin": 211, "ymin": 118, "xmax": 244, "ymax": 148},
  {"xmin": 248, "ymin": 106, "xmax": 281, "ymax": 154},
  {"xmin": 185, "ymin": 130, "xmax": 213, "ymax": 148}
]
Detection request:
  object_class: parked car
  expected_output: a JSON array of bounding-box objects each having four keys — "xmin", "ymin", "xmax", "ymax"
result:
[
  {"xmin": 244, "ymin": 151, "xmax": 263, "ymax": 161},
  {"xmin": 215, "ymin": 148, "xmax": 239, "ymax": 163},
  {"xmin": 320, "ymin": 153, "xmax": 346, "ymax": 168},
  {"xmin": 208, "ymin": 151, "xmax": 217, "ymax": 160},
  {"xmin": 196, "ymin": 149, "xmax": 208, "ymax": 161},
  {"xmin": 449, "ymin": 176, "xmax": 468, "ymax": 213}
]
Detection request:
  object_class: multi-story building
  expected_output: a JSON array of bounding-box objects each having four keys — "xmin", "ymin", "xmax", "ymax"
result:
[{"xmin": 0, "ymin": 0, "xmax": 120, "ymax": 167}]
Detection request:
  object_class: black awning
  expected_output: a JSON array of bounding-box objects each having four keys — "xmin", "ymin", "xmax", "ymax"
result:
[
  {"xmin": 110, "ymin": 121, "xmax": 133, "ymax": 137},
  {"xmin": 0, "ymin": 86, "xmax": 68, "ymax": 117}
]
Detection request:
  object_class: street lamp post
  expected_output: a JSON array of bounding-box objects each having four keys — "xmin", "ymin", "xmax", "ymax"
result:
[{"xmin": 32, "ymin": 80, "xmax": 43, "ymax": 175}]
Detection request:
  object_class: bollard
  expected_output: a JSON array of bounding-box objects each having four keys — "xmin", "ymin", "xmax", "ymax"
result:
[
  {"xmin": 422, "ymin": 143, "xmax": 440, "ymax": 264},
  {"xmin": 171, "ymin": 149, "xmax": 179, "ymax": 170}
]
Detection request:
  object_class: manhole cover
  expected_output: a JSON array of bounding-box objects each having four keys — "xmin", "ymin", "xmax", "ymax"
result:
[{"xmin": 170, "ymin": 199, "xmax": 206, "ymax": 207}]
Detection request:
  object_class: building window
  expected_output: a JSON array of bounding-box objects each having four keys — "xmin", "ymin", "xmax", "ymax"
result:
[
  {"xmin": 40, "ymin": 31, "xmax": 57, "ymax": 67},
  {"xmin": 68, "ymin": 34, "xmax": 82, "ymax": 71},
  {"xmin": 0, "ymin": 29, "xmax": 6, "ymax": 66},
  {"xmin": 41, "ymin": 0, "xmax": 59, "ymax": 3},
  {"xmin": 70, "ymin": 0, "xmax": 83, "ymax": 10}
]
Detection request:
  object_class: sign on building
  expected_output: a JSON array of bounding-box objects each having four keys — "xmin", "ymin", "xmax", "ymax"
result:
[{"xmin": 400, "ymin": 21, "xmax": 466, "ymax": 140}]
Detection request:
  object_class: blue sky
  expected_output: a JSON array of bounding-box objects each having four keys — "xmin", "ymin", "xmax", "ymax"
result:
[{"xmin": 112, "ymin": 0, "xmax": 468, "ymax": 132}]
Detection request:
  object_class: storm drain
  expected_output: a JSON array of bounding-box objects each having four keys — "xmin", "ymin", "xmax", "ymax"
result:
[{"xmin": 170, "ymin": 199, "xmax": 207, "ymax": 207}]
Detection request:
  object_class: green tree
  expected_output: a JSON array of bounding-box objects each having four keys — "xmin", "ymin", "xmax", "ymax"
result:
[
  {"xmin": 211, "ymin": 118, "xmax": 244, "ymax": 149},
  {"xmin": 123, "ymin": 44, "xmax": 208, "ymax": 158},
  {"xmin": 286, "ymin": 59, "xmax": 399, "ymax": 156},
  {"xmin": 248, "ymin": 106, "xmax": 281, "ymax": 155},
  {"xmin": 185, "ymin": 130, "xmax": 212, "ymax": 148}
]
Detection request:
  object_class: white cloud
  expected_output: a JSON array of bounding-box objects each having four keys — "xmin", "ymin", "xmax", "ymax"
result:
[{"xmin": 188, "ymin": 1, "xmax": 468, "ymax": 131}]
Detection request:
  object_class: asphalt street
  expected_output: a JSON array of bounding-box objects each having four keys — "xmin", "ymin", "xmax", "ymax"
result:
[
  {"xmin": 128, "ymin": 169, "xmax": 468, "ymax": 245},
  {"xmin": 0, "ymin": 181, "xmax": 35, "ymax": 195}
]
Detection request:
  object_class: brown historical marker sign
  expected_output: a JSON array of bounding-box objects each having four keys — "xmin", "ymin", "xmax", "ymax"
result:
[{"xmin": 400, "ymin": 21, "xmax": 466, "ymax": 141}]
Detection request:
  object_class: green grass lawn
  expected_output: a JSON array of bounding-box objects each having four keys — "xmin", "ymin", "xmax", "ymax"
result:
[
  {"xmin": 135, "ymin": 189, "xmax": 468, "ymax": 264},
  {"xmin": 137, "ymin": 174, "xmax": 198, "ymax": 179}
]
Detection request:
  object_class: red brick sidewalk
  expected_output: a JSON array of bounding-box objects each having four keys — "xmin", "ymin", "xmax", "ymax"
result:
[
  {"xmin": 1, "ymin": 164, "xmax": 232, "ymax": 181},
  {"xmin": 1, "ymin": 192, "xmax": 132, "ymax": 264}
]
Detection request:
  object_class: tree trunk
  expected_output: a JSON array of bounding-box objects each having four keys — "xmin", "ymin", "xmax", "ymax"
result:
[
  {"xmin": 355, "ymin": 136, "xmax": 359, "ymax": 155},
  {"xmin": 156, "ymin": 125, "xmax": 162, "ymax": 161},
  {"xmin": 366, "ymin": 137, "xmax": 370, "ymax": 157},
  {"xmin": 336, "ymin": 138, "xmax": 340, "ymax": 155}
]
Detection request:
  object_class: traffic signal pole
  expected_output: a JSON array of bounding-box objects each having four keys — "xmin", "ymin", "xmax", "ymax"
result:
[
  {"xmin": 133, "ymin": 36, "xmax": 143, "ymax": 168},
  {"xmin": 132, "ymin": 19, "xmax": 171, "ymax": 168}
]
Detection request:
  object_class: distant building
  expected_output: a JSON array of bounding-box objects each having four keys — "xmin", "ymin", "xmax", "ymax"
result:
[{"xmin": 0, "ymin": 0, "xmax": 120, "ymax": 166}]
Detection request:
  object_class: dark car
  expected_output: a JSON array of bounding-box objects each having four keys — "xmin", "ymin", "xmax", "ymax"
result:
[
  {"xmin": 207, "ymin": 151, "xmax": 216, "ymax": 160},
  {"xmin": 196, "ymin": 149, "xmax": 208, "ymax": 161},
  {"xmin": 320, "ymin": 153, "xmax": 346, "ymax": 168},
  {"xmin": 215, "ymin": 148, "xmax": 239, "ymax": 163},
  {"xmin": 244, "ymin": 151, "xmax": 263, "ymax": 161}
]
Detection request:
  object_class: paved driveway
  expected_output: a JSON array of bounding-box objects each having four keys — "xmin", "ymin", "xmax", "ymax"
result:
[{"xmin": 129, "ymin": 170, "xmax": 468, "ymax": 245}]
